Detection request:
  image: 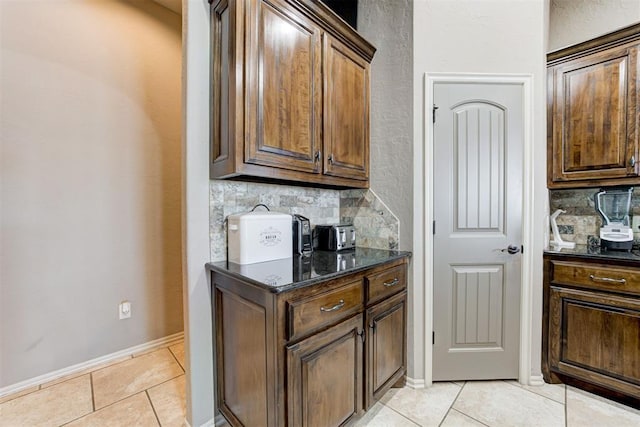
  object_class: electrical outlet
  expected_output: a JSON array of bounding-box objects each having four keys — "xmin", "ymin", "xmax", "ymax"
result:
[{"xmin": 119, "ymin": 301, "xmax": 131, "ymax": 320}]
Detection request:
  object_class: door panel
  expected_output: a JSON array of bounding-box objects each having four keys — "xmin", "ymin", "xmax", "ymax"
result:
[
  {"xmin": 433, "ymin": 82, "xmax": 523, "ymax": 380},
  {"xmin": 451, "ymin": 265, "xmax": 504, "ymax": 350},
  {"xmin": 453, "ymin": 104, "xmax": 504, "ymax": 232}
]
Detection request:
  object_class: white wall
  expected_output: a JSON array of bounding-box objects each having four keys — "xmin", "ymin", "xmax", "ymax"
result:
[
  {"xmin": 549, "ymin": 0, "xmax": 640, "ymax": 51},
  {"xmin": 413, "ymin": 0, "xmax": 548, "ymax": 383},
  {"xmin": 182, "ymin": 0, "xmax": 215, "ymax": 425},
  {"xmin": 0, "ymin": 0, "xmax": 183, "ymax": 387}
]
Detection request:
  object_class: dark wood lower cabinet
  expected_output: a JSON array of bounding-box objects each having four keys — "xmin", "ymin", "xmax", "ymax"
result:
[
  {"xmin": 543, "ymin": 255, "xmax": 640, "ymax": 408},
  {"xmin": 366, "ymin": 291, "xmax": 407, "ymax": 409},
  {"xmin": 288, "ymin": 314, "xmax": 364, "ymax": 427},
  {"xmin": 210, "ymin": 256, "xmax": 409, "ymax": 426}
]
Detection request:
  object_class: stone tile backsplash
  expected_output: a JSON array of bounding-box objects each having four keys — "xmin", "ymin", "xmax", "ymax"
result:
[
  {"xmin": 549, "ymin": 188, "xmax": 640, "ymax": 246},
  {"xmin": 209, "ymin": 180, "xmax": 399, "ymax": 261},
  {"xmin": 340, "ymin": 189, "xmax": 399, "ymax": 251}
]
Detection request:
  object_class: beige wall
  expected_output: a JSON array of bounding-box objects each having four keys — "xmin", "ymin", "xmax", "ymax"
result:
[
  {"xmin": 0, "ymin": 0, "xmax": 183, "ymax": 387},
  {"xmin": 413, "ymin": 0, "xmax": 548, "ymax": 383},
  {"xmin": 549, "ymin": 0, "xmax": 640, "ymax": 51}
]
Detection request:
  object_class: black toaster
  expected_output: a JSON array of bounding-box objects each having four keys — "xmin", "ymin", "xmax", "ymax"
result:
[{"xmin": 292, "ymin": 214, "xmax": 313, "ymax": 255}]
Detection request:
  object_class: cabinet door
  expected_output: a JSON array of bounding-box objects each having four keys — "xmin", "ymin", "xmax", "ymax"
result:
[
  {"xmin": 287, "ymin": 314, "xmax": 363, "ymax": 427},
  {"xmin": 323, "ymin": 34, "xmax": 370, "ymax": 181},
  {"xmin": 548, "ymin": 286, "xmax": 640, "ymax": 397},
  {"xmin": 245, "ymin": 0, "xmax": 322, "ymax": 173},
  {"xmin": 365, "ymin": 291, "xmax": 406, "ymax": 409},
  {"xmin": 550, "ymin": 44, "xmax": 639, "ymax": 183},
  {"xmin": 211, "ymin": 0, "xmax": 244, "ymax": 178}
]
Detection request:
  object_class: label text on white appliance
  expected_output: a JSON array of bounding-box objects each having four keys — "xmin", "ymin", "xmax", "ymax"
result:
[{"xmin": 260, "ymin": 227, "xmax": 282, "ymax": 247}]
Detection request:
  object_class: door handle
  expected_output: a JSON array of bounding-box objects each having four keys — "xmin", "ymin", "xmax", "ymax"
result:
[{"xmin": 499, "ymin": 245, "xmax": 521, "ymax": 255}]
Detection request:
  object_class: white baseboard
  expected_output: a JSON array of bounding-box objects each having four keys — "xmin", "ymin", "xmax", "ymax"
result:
[
  {"xmin": 0, "ymin": 332, "xmax": 184, "ymax": 399},
  {"xmin": 184, "ymin": 417, "xmax": 216, "ymax": 427},
  {"xmin": 406, "ymin": 376, "xmax": 426, "ymax": 389},
  {"xmin": 528, "ymin": 375, "xmax": 545, "ymax": 386},
  {"xmin": 185, "ymin": 417, "xmax": 216, "ymax": 427}
]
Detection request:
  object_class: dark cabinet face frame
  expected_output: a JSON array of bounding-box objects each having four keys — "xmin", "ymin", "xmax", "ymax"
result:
[
  {"xmin": 547, "ymin": 23, "xmax": 640, "ymax": 189},
  {"xmin": 210, "ymin": 256, "xmax": 409, "ymax": 426},
  {"xmin": 210, "ymin": 0, "xmax": 376, "ymax": 189},
  {"xmin": 542, "ymin": 255, "xmax": 640, "ymax": 408}
]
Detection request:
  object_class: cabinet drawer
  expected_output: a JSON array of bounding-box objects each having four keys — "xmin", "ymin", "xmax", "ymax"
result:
[
  {"xmin": 551, "ymin": 261, "xmax": 640, "ymax": 296},
  {"xmin": 366, "ymin": 265, "xmax": 406, "ymax": 305},
  {"xmin": 287, "ymin": 280, "xmax": 363, "ymax": 341}
]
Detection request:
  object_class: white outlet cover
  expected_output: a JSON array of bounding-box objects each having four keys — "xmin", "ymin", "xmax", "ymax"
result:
[{"xmin": 119, "ymin": 301, "xmax": 131, "ymax": 319}]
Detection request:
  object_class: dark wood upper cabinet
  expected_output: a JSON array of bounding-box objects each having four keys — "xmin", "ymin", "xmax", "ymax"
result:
[
  {"xmin": 245, "ymin": 0, "xmax": 322, "ymax": 174},
  {"xmin": 210, "ymin": 0, "xmax": 375, "ymax": 188},
  {"xmin": 547, "ymin": 24, "xmax": 640, "ymax": 188},
  {"xmin": 323, "ymin": 34, "xmax": 370, "ymax": 181}
]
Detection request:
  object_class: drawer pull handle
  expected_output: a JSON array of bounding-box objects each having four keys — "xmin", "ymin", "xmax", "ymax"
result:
[
  {"xmin": 320, "ymin": 300, "xmax": 345, "ymax": 312},
  {"xmin": 383, "ymin": 278, "xmax": 400, "ymax": 287},
  {"xmin": 589, "ymin": 274, "xmax": 626, "ymax": 285}
]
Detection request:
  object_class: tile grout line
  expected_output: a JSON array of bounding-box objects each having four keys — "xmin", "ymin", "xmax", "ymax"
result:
[
  {"xmin": 502, "ymin": 379, "xmax": 565, "ymax": 405},
  {"xmin": 58, "ymin": 376, "xmax": 97, "ymax": 427},
  {"xmin": 90, "ymin": 372, "xmax": 96, "ymax": 412},
  {"xmin": 167, "ymin": 346, "xmax": 185, "ymax": 373},
  {"xmin": 132, "ymin": 340, "xmax": 182, "ymax": 359},
  {"xmin": 90, "ymin": 372, "xmax": 185, "ymax": 413},
  {"xmin": 380, "ymin": 403, "xmax": 422, "ymax": 426},
  {"xmin": 59, "ymin": 391, "xmax": 153, "ymax": 427},
  {"xmin": 0, "ymin": 387, "xmax": 40, "ymax": 405},
  {"xmin": 437, "ymin": 381, "xmax": 467, "ymax": 427},
  {"xmin": 449, "ymin": 408, "xmax": 491, "ymax": 427},
  {"xmin": 147, "ymin": 373, "xmax": 186, "ymax": 393},
  {"xmin": 146, "ymin": 390, "xmax": 163, "ymax": 426},
  {"xmin": 376, "ymin": 390, "xmax": 421, "ymax": 426},
  {"xmin": 565, "ymin": 385, "xmax": 568, "ymax": 427}
]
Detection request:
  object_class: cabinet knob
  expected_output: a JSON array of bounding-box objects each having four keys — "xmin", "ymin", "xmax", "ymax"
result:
[
  {"xmin": 314, "ymin": 151, "xmax": 321, "ymax": 162},
  {"xmin": 328, "ymin": 154, "xmax": 334, "ymax": 164},
  {"xmin": 630, "ymin": 156, "xmax": 636, "ymax": 167}
]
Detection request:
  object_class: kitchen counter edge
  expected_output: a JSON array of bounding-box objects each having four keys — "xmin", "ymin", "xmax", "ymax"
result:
[
  {"xmin": 206, "ymin": 249, "xmax": 412, "ymax": 294},
  {"xmin": 544, "ymin": 244, "xmax": 640, "ymax": 265}
]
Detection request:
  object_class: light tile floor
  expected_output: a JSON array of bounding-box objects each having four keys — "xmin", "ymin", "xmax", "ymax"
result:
[
  {"xmin": 1, "ymin": 338, "xmax": 639, "ymax": 426},
  {"xmin": 0, "ymin": 340, "xmax": 186, "ymax": 427}
]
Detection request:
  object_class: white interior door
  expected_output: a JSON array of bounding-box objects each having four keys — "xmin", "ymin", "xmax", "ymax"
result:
[{"xmin": 432, "ymin": 81, "xmax": 523, "ymax": 381}]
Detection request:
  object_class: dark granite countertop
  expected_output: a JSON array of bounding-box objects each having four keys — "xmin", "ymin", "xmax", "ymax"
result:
[
  {"xmin": 206, "ymin": 247, "xmax": 411, "ymax": 293},
  {"xmin": 544, "ymin": 244, "xmax": 640, "ymax": 263}
]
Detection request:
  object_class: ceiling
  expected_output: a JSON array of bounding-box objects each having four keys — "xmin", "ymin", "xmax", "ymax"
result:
[{"xmin": 153, "ymin": 0, "xmax": 181, "ymax": 15}]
